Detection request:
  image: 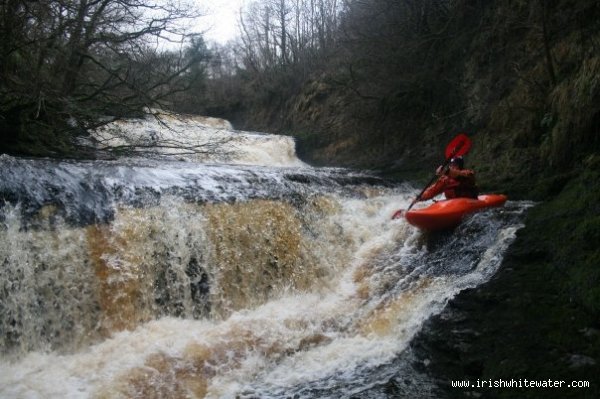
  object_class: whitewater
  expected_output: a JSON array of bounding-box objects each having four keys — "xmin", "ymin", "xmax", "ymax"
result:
[{"xmin": 0, "ymin": 113, "xmax": 531, "ymax": 398}]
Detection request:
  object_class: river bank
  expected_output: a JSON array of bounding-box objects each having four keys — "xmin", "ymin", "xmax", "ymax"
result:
[{"xmin": 408, "ymin": 156, "xmax": 600, "ymax": 398}]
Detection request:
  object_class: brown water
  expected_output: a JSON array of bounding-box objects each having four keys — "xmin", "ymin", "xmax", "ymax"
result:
[{"xmin": 0, "ymin": 151, "xmax": 531, "ymax": 398}]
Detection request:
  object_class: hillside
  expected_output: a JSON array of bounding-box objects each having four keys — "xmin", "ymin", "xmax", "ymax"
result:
[{"xmin": 229, "ymin": 1, "xmax": 599, "ymax": 198}]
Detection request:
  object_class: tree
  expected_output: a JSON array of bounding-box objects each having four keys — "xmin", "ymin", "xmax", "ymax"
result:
[
  {"xmin": 0, "ymin": 0, "xmax": 209, "ymax": 157},
  {"xmin": 238, "ymin": 0, "xmax": 341, "ymax": 72}
]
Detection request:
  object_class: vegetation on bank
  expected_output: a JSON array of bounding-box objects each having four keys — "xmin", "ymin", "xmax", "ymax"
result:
[
  {"xmin": 1, "ymin": 0, "xmax": 599, "ymax": 393},
  {"xmin": 0, "ymin": 0, "xmax": 212, "ymax": 157},
  {"xmin": 524, "ymin": 157, "xmax": 600, "ymax": 318},
  {"xmin": 3, "ymin": 1, "xmax": 598, "ymax": 178}
]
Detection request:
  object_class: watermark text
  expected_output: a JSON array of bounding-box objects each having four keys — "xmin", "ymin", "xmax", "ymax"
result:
[{"xmin": 451, "ymin": 379, "xmax": 590, "ymax": 389}]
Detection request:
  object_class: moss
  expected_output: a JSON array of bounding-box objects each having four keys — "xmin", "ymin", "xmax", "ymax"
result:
[
  {"xmin": 573, "ymin": 217, "xmax": 600, "ymax": 251},
  {"xmin": 528, "ymin": 171, "xmax": 579, "ymax": 200},
  {"xmin": 523, "ymin": 164, "xmax": 600, "ymax": 315}
]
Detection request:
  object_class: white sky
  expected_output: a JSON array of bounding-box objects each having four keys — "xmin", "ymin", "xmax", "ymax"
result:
[{"xmin": 196, "ymin": 0, "xmax": 245, "ymax": 44}]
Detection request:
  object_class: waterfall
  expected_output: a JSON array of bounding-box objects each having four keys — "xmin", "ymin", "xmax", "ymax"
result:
[
  {"xmin": 90, "ymin": 111, "xmax": 307, "ymax": 167},
  {"xmin": 0, "ymin": 116, "xmax": 531, "ymax": 398}
]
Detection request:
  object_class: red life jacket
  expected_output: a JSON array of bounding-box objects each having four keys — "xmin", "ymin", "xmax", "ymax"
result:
[
  {"xmin": 443, "ymin": 176, "xmax": 478, "ymax": 199},
  {"xmin": 421, "ymin": 169, "xmax": 478, "ymax": 200}
]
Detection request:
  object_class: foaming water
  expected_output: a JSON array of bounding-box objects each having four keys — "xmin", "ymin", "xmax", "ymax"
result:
[
  {"xmin": 0, "ymin": 183, "xmax": 531, "ymax": 397},
  {"xmin": 0, "ymin": 117, "xmax": 532, "ymax": 397},
  {"xmin": 91, "ymin": 112, "xmax": 307, "ymax": 167}
]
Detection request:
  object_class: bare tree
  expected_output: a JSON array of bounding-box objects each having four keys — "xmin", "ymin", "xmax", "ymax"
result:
[
  {"xmin": 237, "ymin": 0, "xmax": 341, "ymax": 71},
  {"xmin": 0, "ymin": 0, "xmax": 212, "ymax": 157}
]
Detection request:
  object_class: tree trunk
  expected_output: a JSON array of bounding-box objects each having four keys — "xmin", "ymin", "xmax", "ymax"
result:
[
  {"xmin": 541, "ymin": 1, "xmax": 557, "ymax": 87},
  {"xmin": 61, "ymin": 1, "xmax": 88, "ymax": 96}
]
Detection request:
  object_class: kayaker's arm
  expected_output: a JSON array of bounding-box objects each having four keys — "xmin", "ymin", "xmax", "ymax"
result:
[
  {"xmin": 419, "ymin": 164, "xmax": 453, "ymax": 201},
  {"xmin": 420, "ymin": 177, "xmax": 447, "ymax": 201},
  {"xmin": 447, "ymin": 166, "xmax": 474, "ymax": 180}
]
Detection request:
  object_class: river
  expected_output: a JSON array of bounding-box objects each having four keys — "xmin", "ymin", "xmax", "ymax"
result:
[{"xmin": 0, "ymin": 114, "xmax": 531, "ymax": 398}]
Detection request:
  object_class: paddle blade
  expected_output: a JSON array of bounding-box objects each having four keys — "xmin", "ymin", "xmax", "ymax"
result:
[{"xmin": 445, "ymin": 133, "xmax": 471, "ymax": 159}]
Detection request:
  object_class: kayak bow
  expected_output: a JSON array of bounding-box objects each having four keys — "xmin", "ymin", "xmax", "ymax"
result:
[{"xmin": 404, "ymin": 194, "xmax": 507, "ymax": 231}]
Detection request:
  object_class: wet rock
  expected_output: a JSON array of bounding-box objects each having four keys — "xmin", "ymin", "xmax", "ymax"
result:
[
  {"xmin": 580, "ymin": 327, "xmax": 599, "ymax": 338},
  {"xmin": 567, "ymin": 354, "xmax": 596, "ymax": 369}
]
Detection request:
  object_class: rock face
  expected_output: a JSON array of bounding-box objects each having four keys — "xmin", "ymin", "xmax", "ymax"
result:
[{"xmin": 234, "ymin": 1, "xmax": 600, "ymax": 200}]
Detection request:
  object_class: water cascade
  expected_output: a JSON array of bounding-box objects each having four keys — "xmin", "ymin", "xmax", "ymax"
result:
[{"xmin": 0, "ymin": 116, "xmax": 531, "ymax": 398}]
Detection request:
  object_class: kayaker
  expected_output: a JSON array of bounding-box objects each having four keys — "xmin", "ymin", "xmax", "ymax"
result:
[{"xmin": 419, "ymin": 156, "xmax": 479, "ymax": 201}]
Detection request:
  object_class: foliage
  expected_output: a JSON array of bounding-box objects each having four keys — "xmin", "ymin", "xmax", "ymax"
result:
[
  {"xmin": 198, "ymin": 0, "xmax": 600, "ymax": 189},
  {"xmin": 201, "ymin": 0, "xmax": 486, "ymax": 167},
  {"xmin": 537, "ymin": 157, "xmax": 600, "ymax": 315},
  {"xmin": 0, "ymin": 0, "xmax": 211, "ymax": 157}
]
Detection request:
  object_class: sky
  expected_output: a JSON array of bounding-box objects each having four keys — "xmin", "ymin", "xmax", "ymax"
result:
[{"xmin": 196, "ymin": 0, "xmax": 245, "ymax": 44}]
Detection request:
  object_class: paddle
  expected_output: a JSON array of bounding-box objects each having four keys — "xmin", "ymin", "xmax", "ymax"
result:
[{"xmin": 392, "ymin": 133, "xmax": 472, "ymax": 219}]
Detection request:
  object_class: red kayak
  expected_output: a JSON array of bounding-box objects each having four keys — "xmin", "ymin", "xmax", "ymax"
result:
[{"xmin": 404, "ymin": 194, "xmax": 508, "ymax": 231}]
